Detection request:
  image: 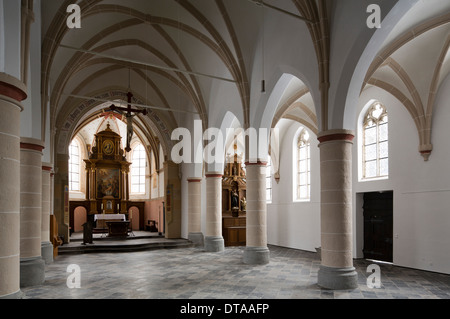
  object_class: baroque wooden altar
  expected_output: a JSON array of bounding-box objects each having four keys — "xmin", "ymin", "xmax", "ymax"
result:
[
  {"xmin": 222, "ymin": 152, "xmax": 247, "ymax": 246},
  {"xmin": 84, "ymin": 124, "xmax": 131, "ymax": 218}
]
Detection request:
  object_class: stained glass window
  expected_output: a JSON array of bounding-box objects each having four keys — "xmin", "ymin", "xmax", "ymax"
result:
[{"xmin": 363, "ymin": 103, "xmax": 389, "ymax": 179}]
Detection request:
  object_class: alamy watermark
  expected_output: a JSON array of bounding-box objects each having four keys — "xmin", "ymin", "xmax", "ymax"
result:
[
  {"xmin": 66, "ymin": 3, "xmax": 382, "ymax": 30},
  {"xmin": 170, "ymin": 120, "xmax": 279, "ymax": 166},
  {"xmin": 66, "ymin": 4, "xmax": 81, "ymax": 29},
  {"xmin": 67, "ymin": 264, "xmax": 81, "ymax": 289},
  {"xmin": 367, "ymin": 264, "xmax": 382, "ymax": 289},
  {"xmin": 367, "ymin": 4, "xmax": 382, "ymax": 29}
]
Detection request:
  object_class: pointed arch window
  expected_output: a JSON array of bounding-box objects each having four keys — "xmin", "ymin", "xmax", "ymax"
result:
[
  {"xmin": 363, "ymin": 103, "xmax": 389, "ymax": 179},
  {"xmin": 131, "ymin": 144, "xmax": 147, "ymax": 194},
  {"xmin": 69, "ymin": 140, "xmax": 80, "ymax": 192},
  {"xmin": 296, "ymin": 129, "xmax": 311, "ymax": 201}
]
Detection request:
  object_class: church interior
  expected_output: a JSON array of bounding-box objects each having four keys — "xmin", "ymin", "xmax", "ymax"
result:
[{"xmin": 1, "ymin": 0, "xmax": 450, "ymax": 300}]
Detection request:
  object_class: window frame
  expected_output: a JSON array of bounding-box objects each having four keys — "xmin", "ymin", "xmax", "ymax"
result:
[
  {"xmin": 295, "ymin": 129, "xmax": 311, "ymax": 202},
  {"xmin": 69, "ymin": 139, "xmax": 81, "ymax": 192},
  {"xmin": 362, "ymin": 103, "xmax": 389, "ymax": 180},
  {"xmin": 130, "ymin": 143, "xmax": 147, "ymax": 194}
]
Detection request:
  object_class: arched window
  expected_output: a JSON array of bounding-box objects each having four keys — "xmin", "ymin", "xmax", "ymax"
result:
[
  {"xmin": 131, "ymin": 144, "xmax": 146, "ymax": 194},
  {"xmin": 363, "ymin": 103, "xmax": 389, "ymax": 179},
  {"xmin": 69, "ymin": 139, "xmax": 80, "ymax": 192},
  {"xmin": 296, "ymin": 129, "xmax": 311, "ymax": 201},
  {"xmin": 266, "ymin": 157, "xmax": 272, "ymax": 203}
]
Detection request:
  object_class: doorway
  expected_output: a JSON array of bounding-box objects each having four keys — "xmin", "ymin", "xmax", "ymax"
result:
[{"xmin": 363, "ymin": 191, "xmax": 393, "ymax": 263}]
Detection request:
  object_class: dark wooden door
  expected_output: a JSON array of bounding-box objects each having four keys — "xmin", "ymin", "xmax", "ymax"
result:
[{"xmin": 363, "ymin": 191, "xmax": 393, "ymax": 262}]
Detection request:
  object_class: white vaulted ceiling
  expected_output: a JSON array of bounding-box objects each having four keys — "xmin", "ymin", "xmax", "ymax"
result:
[{"xmin": 40, "ymin": 0, "xmax": 450, "ymax": 161}]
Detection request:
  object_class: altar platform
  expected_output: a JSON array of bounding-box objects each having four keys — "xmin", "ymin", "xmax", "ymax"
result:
[{"xmin": 58, "ymin": 231, "xmax": 194, "ymax": 255}]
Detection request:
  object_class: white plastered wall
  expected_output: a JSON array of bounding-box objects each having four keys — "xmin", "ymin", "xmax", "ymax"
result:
[
  {"xmin": 266, "ymin": 119, "xmax": 321, "ymax": 252},
  {"xmin": 353, "ymin": 76, "xmax": 450, "ymax": 275},
  {"xmin": 20, "ymin": 0, "xmax": 41, "ymax": 140}
]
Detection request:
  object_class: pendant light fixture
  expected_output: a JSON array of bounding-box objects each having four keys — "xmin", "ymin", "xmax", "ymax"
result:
[{"xmin": 261, "ymin": 0, "xmax": 266, "ymax": 94}]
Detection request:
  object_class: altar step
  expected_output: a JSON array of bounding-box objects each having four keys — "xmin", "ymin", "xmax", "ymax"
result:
[{"xmin": 58, "ymin": 232, "xmax": 195, "ymax": 255}]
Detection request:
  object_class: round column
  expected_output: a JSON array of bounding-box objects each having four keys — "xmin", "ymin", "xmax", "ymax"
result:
[
  {"xmin": 20, "ymin": 137, "xmax": 45, "ymax": 287},
  {"xmin": 0, "ymin": 75, "xmax": 26, "ymax": 299},
  {"xmin": 243, "ymin": 162, "xmax": 270, "ymax": 265},
  {"xmin": 41, "ymin": 163, "xmax": 53, "ymax": 264},
  {"xmin": 317, "ymin": 130, "xmax": 358, "ymax": 290},
  {"xmin": 204, "ymin": 173, "xmax": 224, "ymax": 252},
  {"xmin": 187, "ymin": 178, "xmax": 204, "ymax": 247}
]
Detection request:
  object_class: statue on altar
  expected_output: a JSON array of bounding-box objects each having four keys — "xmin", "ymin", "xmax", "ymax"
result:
[
  {"xmin": 240, "ymin": 197, "xmax": 247, "ymax": 212},
  {"xmin": 231, "ymin": 189, "xmax": 239, "ymax": 209}
]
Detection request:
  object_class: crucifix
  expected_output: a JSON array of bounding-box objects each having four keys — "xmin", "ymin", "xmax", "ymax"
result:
[{"xmin": 109, "ymin": 92, "xmax": 148, "ymax": 152}]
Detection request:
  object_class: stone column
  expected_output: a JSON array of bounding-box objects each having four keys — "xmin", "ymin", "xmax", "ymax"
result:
[
  {"xmin": 244, "ymin": 162, "xmax": 270, "ymax": 265},
  {"xmin": 187, "ymin": 178, "xmax": 203, "ymax": 246},
  {"xmin": 20, "ymin": 137, "xmax": 45, "ymax": 287},
  {"xmin": 164, "ymin": 161, "xmax": 181, "ymax": 239},
  {"xmin": 204, "ymin": 173, "xmax": 224, "ymax": 252},
  {"xmin": 317, "ymin": 129, "xmax": 358, "ymax": 290},
  {"xmin": 0, "ymin": 74, "xmax": 27, "ymax": 299},
  {"xmin": 54, "ymin": 153, "xmax": 69, "ymax": 243},
  {"xmin": 41, "ymin": 163, "xmax": 53, "ymax": 264}
]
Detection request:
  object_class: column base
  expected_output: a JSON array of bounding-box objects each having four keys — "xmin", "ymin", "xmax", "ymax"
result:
[
  {"xmin": 0, "ymin": 290, "xmax": 24, "ymax": 299},
  {"xmin": 317, "ymin": 265, "xmax": 358, "ymax": 290},
  {"xmin": 204, "ymin": 236, "xmax": 224, "ymax": 252},
  {"xmin": 41, "ymin": 241, "xmax": 54, "ymax": 264},
  {"xmin": 20, "ymin": 257, "xmax": 45, "ymax": 288},
  {"xmin": 243, "ymin": 246, "xmax": 270, "ymax": 265},
  {"xmin": 188, "ymin": 232, "xmax": 204, "ymax": 247}
]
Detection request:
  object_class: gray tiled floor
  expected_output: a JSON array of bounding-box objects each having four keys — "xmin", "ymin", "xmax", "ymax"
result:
[{"xmin": 21, "ymin": 244, "xmax": 450, "ymax": 299}]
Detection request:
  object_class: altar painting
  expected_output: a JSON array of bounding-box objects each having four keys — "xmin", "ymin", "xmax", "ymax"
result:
[{"xmin": 97, "ymin": 168, "xmax": 120, "ymax": 198}]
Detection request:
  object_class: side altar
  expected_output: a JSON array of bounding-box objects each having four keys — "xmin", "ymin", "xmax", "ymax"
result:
[{"xmin": 222, "ymin": 150, "xmax": 247, "ymax": 247}]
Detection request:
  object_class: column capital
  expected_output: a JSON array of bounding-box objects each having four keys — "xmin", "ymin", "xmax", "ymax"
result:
[
  {"xmin": 205, "ymin": 172, "xmax": 222, "ymax": 178},
  {"xmin": 187, "ymin": 178, "xmax": 202, "ymax": 183},
  {"xmin": 419, "ymin": 144, "xmax": 433, "ymax": 161},
  {"xmin": 245, "ymin": 160, "xmax": 267, "ymax": 166},
  {"xmin": 317, "ymin": 129, "xmax": 355, "ymax": 144},
  {"xmin": 0, "ymin": 73, "xmax": 27, "ymax": 102},
  {"xmin": 20, "ymin": 137, "xmax": 45, "ymax": 153},
  {"xmin": 42, "ymin": 163, "xmax": 54, "ymax": 172}
]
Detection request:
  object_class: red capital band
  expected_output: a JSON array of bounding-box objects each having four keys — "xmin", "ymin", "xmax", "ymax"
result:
[
  {"xmin": 317, "ymin": 133, "xmax": 354, "ymax": 144},
  {"xmin": 20, "ymin": 142, "xmax": 45, "ymax": 152},
  {"xmin": 0, "ymin": 81, "xmax": 27, "ymax": 102}
]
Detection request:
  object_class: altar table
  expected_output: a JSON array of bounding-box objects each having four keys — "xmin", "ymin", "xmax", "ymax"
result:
[
  {"xmin": 94, "ymin": 214, "xmax": 126, "ymax": 229},
  {"xmin": 94, "ymin": 214, "xmax": 126, "ymax": 221},
  {"xmin": 106, "ymin": 221, "xmax": 130, "ymax": 237}
]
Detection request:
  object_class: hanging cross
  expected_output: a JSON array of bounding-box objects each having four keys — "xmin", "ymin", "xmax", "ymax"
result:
[{"xmin": 109, "ymin": 92, "xmax": 148, "ymax": 153}]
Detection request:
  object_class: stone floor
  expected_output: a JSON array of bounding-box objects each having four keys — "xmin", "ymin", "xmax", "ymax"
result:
[{"xmin": 20, "ymin": 243, "xmax": 450, "ymax": 300}]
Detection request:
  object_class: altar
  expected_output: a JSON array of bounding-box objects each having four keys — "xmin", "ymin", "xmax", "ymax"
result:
[
  {"xmin": 94, "ymin": 214, "xmax": 126, "ymax": 221},
  {"xmin": 69, "ymin": 124, "xmax": 143, "ymax": 238},
  {"xmin": 222, "ymin": 147, "xmax": 247, "ymax": 247},
  {"xmin": 106, "ymin": 221, "xmax": 130, "ymax": 237},
  {"xmin": 84, "ymin": 123, "xmax": 132, "ymax": 214},
  {"xmin": 94, "ymin": 214, "xmax": 126, "ymax": 229}
]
